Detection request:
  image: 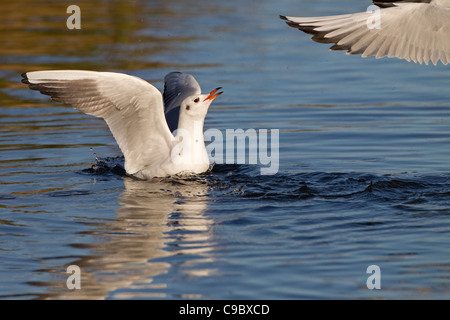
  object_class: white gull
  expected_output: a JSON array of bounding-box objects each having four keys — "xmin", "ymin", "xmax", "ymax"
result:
[
  {"xmin": 281, "ymin": 0, "xmax": 450, "ymax": 65},
  {"xmin": 22, "ymin": 70, "xmax": 223, "ymax": 179}
]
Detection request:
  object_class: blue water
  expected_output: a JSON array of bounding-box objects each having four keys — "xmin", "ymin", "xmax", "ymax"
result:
[{"xmin": 1, "ymin": 0, "xmax": 450, "ymax": 299}]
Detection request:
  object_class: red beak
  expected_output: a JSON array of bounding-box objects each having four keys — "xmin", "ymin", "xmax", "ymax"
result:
[{"xmin": 203, "ymin": 87, "xmax": 223, "ymax": 101}]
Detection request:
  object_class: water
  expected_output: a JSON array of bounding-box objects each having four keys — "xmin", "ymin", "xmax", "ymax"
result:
[{"xmin": 1, "ymin": 0, "xmax": 450, "ymax": 299}]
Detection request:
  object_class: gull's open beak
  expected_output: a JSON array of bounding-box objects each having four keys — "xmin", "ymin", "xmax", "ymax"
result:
[{"xmin": 203, "ymin": 87, "xmax": 223, "ymax": 101}]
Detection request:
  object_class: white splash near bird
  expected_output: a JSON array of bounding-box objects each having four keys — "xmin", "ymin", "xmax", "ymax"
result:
[
  {"xmin": 281, "ymin": 0, "xmax": 450, "ymax": 66},
  {"xmin": 22, "ymin": 70, "xmax": 223, "ymax": 179}
]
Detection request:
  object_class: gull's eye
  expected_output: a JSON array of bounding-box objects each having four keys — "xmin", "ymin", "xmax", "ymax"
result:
[{"xmin": 194, "ymin": 97, "xmax": 200, "ymax": 103}]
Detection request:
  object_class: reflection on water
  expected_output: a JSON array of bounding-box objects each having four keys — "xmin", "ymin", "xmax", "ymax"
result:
[
  {"xmin": 0, "ymin": 0, "xmax": 226, "ymax": 299},
  {"xmin": 36, "ymin": 176, "xmax": 214, "ymax": 299},
  {"xmin": 1, "ymin": 0, "xmax": 450, "ymax": 299}
]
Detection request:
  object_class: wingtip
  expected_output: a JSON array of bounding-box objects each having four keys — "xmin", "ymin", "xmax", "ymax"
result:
[
  {"xmin": 279, "ymin": 16, "xmax": 306, "ymax": 29},
  {"xmin": 21, "ymin": 72, "xmax": 30, "ymax": 84}
]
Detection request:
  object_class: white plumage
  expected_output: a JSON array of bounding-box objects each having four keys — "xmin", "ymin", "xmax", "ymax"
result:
[
  {"xmin": 281, "ymin": 0, "xmax": 450, "ymax": 65},
  {"xmin": 22, "ymin": 70, "xmax": 223, "ymax": 179}
]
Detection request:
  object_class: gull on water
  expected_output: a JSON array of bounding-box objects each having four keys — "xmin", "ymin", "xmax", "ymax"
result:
[
  {"xmin": 22, "ymin": 70, "xmax": 223, "ymax": 179},
  {"xmin": 281, "ymin": 0, "xmax": 450, "ymax": 65}
]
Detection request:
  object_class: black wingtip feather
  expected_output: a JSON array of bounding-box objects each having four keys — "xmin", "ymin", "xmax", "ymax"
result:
[
  {"xmin": 21, "ymin": 73, "xmax": 30, "ymax": 84},
  {"xmin": 373, "ymin": 0, "xmax": 432, "ymax": 8}
]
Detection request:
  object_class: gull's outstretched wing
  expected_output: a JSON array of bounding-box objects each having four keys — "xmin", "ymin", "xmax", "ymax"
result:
[
  {"xmin": 163, "ymin": 72, "xmax": 201, "ymax": 132},
  {"xmin": 22, "ymin": 70, "xmax": 174, "ymax": 175},
  {"xmin": 281, "ymin": 1, "xmax": 450, "ymax": 65}
]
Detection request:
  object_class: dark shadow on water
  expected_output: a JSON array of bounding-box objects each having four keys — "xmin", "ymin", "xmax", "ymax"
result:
[
  {"xmin": 79, "ymin": 156, "xmax": 450, "ymax": 215},
  {"xmin": 15, "ymin": 156, "xmax": 450, "ymax": 299}
]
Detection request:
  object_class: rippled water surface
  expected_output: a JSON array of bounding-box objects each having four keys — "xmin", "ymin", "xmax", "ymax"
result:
[{"xmin": 1, "ymin": 0, "xmax": 450, "ymax": 299}]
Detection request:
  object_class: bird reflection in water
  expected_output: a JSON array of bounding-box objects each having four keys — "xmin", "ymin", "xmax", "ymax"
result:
[{"xmin": 38, "ymin": 175, "xmax": 216, "ymax": 299}]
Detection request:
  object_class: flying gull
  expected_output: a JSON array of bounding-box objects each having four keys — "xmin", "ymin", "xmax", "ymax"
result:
[{"xmin": 281, "ymin": 0, "xmax": 450, "ymax": 65}]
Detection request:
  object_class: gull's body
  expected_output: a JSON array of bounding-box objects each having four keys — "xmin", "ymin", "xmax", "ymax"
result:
[
  {"xmin": 22, "ymin": 70, "xmax": 222, "ymax": 179},
  {"xmin": 281, "ymin": 0, "xmax": 450, "ymax": 65}
]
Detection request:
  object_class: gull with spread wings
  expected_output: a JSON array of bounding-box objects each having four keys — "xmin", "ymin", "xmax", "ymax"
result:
[
  {"xmin": 281, "ymin": 0, "xmax": 450, "ymax": 65},
  {"xmin": 22, "ymin": 71, "xmax": 223, "ymax": 179}
]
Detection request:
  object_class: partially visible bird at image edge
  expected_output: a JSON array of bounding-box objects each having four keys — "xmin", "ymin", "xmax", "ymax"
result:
[{"xmin": 281, "ymin": 0, "xmax": 450, "ymax": 66}]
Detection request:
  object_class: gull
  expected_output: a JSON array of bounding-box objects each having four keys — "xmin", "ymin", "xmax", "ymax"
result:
[
  {"xmin": 281, "ymin": 0, "xmax": 450, "ymax": 65},
  {"xmin": 22, "ymin": 70, "xmax": 223, "ymax": 179}
]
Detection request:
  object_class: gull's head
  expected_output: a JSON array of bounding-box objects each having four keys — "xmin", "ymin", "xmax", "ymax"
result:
[{"xmin": 181, "ymin": 87, "xmax": 223, "ymax": 119}]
